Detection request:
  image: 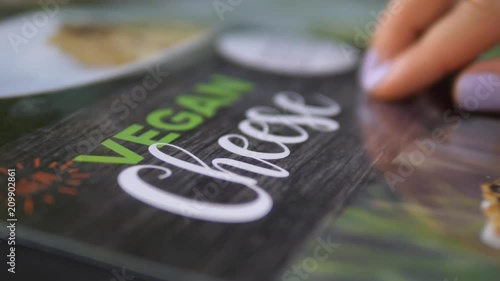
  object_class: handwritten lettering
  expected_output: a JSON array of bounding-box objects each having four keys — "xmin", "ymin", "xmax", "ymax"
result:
[{"xmin": 118, "ymin": 92, "xmax": 341, "ymax": 223}]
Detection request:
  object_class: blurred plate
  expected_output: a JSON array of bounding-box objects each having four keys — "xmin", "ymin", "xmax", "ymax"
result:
[
  {"xmin": 0, "ymin": 8, "xmax": 214, "ymax": 98},
  {"xmin": 216, "ymin": 27, "xmax": 359, "ymax": 76}
]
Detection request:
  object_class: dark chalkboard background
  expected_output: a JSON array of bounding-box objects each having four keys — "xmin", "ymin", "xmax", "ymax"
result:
[
  {"xmin": 1, "ymin": 46, "xmax": 500, "ymax": 281},
  {"xmin": 0, "ymin": 52, "xmax": 377, "ymax": 281}
]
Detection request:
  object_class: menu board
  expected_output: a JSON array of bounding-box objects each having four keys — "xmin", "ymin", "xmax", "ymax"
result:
[{"xmin": 0, "ymin": 50, "xmax": 377, "ymax": 280}]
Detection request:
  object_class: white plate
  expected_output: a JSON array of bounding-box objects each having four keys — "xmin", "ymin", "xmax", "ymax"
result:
[
  {"xmin": 216, "ymin": 27, "xmax": 359, "ymax": 76},
  {"xmin": 0, "ymin": 9, "xmax": 214, "ymax": 99}
]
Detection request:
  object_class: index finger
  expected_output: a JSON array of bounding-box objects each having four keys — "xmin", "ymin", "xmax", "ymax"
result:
[
  {"xmin": 361, "ymin": 0, "xmax": 454, "ymax": 92},
  {"xmin": 371, "ymin": 0, "xmax": 500, "ymax": 100},
  {"xmin": 372, "ymin": 0, "xmax": 454, "ymax": 61}
]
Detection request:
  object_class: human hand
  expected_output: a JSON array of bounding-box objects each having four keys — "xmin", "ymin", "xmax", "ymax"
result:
[{"xmin": 360, "ymin": 0, "xmax": 500, "ymax": 113}]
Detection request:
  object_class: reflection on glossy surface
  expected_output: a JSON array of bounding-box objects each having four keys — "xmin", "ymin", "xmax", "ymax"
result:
[
  {"xmin": 291, "ymin": 88, "xmax": 500, "ymax": 281},
  {"xmin": 361, "ymin": 86, "xmax": 500, "ymax": 252},
  {"xmin": 360, "ymin": 88, "xmax": 500, "ymax": 210}
]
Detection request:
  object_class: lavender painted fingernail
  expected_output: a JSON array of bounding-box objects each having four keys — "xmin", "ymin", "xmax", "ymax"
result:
[
  {"xmin": 455, "ymin": 72, "xmax": 500, "ymax": 112},
  {"xmin": 360, "ymin": 49, "xmax": 393, "ymax": 92}
]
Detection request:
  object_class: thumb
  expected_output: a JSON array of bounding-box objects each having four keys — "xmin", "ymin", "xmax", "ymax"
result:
[{"xmin": 453, "ymin": 58, "xmax": 500, "ymax": 113}]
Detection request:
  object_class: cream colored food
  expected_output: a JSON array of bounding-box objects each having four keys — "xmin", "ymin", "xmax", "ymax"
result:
[{"xmin": 50, "ymin": 23, "xmax": 203, "ymax": 67}]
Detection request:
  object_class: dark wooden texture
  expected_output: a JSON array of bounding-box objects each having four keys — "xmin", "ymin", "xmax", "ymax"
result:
[
  {"xmin": 0, "ymin": 56, "xmax": 373, "ymax": 281},
  {"xmin": 1, "ymin": 56, "xmax": 500, "ymax": 281}
]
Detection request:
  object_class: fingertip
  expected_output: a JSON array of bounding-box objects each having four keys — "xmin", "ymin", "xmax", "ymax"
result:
[
  {"xmin": 360, "ymin": 48, "xmax": 394, "ymax": 95},
  {"xmin": 360, "ymin": 51, "xmax": 413, "ymax": 101},
  {"xmin": 453, "ymin": 64, "xmax": 500, "ymax": 113}
]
